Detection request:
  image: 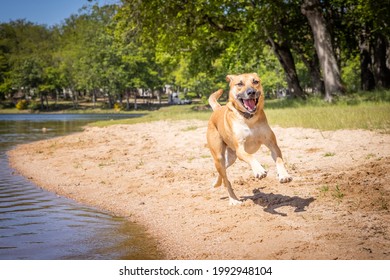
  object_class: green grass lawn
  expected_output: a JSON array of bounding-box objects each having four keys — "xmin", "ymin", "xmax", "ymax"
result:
[
  {"xmin": 2, "ymin": 91, "xmax": 389, "ymax": 132},
  {"xmin": 91, "ymin": 91, "xmax": 390, "ymax": 132},
  {"xmin": 265, "ymin": 103, "xmax": 389, "ymax": 131},
  {"xmin": 264, "ymin": 91, "xmax": 390, "ymax": 131}
]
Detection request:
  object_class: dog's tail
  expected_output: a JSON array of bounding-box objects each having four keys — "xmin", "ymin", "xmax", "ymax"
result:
[{"xmin": 208, "ymin": 89, "xmax": 223, "ymax": 111}]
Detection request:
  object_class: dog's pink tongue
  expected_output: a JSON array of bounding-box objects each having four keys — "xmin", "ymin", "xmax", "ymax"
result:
[{"xmin": 243, "ymin": 99, "xmax": 256, "ymax": 111}]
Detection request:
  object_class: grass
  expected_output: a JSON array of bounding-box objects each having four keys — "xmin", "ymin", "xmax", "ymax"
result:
[
  {"xmin": 182, "ymin": 125, "xmax": 200, "ymax": 131},
  {"xmin": 88, "ymin": 105, "xmax": 211, "ymax": 127},
  {"xmin": 265, "ymin": 102, "xmax": 389, "ymax": 131},
  {"xmin": 90, "ymin": 91, "xmax": 390, "ymax": 132},
  {"xmin": 332, "ymin": 185, "xmax": 345, "ymax": 200},
  {"xmin": 319, "ymin": 185, "xmax": 345, "ymax": 202},
  {"xmin": 263, "ymin": 90, "xmax": 390, "ymax": 131},
  {"xmin": 324, "ymin": 152, "xmax": 336, "ymax": 157},
  {"xmin": 2, "ymin": 90, "xmax": 389, "ymax": 131},
  {"xmin": 320, "ymin": 185, "xmax": 330, "ymax": 196}
]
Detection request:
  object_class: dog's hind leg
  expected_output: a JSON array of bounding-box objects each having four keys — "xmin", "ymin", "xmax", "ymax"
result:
[
  {"xmin": 213, "ymin": 154, "xmax": 241, "ymax": 205},
  {"xmin": 207, "ymin": 130, "xmax": 241, "ymax": 205},
  {"xmin": 223, "ymin": 148, "xmax": 241, "ymax": 205},
  {"xmin": 226, "ymin": 147, "xmax": 237, "ymax": 168},
  {"xmin": 214, "ymin": 156, "xmax": 241, "ymax": 205},
  {"xmin": 212, "ymin": 147, "xmax": 237, "ymax": 188}
]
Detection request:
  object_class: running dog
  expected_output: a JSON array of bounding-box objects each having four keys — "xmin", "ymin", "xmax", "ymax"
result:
[{"xmin": 206, "ymin": 73, "xmax": 292, "ymax": 205}]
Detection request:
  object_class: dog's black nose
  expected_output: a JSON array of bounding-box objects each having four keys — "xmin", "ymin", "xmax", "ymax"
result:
[{"xmin": 245, "ymin": 88, "xmax": 257, "ymax": 97}]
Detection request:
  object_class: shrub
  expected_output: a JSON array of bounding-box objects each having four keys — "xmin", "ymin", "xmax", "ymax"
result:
[
  {"xmin": 27, "ymin": 100, "xmax": 39, "ymax": 110},
  {"xmin": 201, "ymin": 95, "xmax": 209, "ymax": 105},
  {"xmin": 114, "ymin": 102, "xmax": 123, "ymax": 111},
  {"xmin": 186, "ymin": 92, "xmax": 198, "ymax": 99},
  {"xmin": 15, "ymin": 99, "xmax": 28, "ymax": 110},
  {"xmin": 342, "ymin": 55, "xmax": 360, "ymax": 92}
]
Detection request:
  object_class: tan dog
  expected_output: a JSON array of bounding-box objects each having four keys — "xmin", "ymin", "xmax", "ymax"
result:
[{"xmin": 207, "ymin": 73, "xmax": 292, "ymax": 205}]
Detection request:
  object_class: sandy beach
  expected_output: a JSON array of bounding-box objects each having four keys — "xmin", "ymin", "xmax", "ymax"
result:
[{"xmin": 8, "ymin": 120, "xmax": 390, "ymax": 259}]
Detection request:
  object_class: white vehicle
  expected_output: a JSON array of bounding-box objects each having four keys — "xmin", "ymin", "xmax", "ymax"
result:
[{"xmin": 168, "ymin": 92, "xmax": 192, "ymax": 105}]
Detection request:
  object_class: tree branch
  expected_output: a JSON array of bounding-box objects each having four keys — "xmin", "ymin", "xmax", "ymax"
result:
[{"xmin": 203, "ymin": 15, "xmax": 240, "ymax": 33}]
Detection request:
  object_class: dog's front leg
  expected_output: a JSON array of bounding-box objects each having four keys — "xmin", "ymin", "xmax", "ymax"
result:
[
  {"xmin": 266, "ymin": 140, "xmax": 292, "ymax": 183},
  {"xmin": 236, "ymin": 147, "xmax": 267, "ymax": 179}
]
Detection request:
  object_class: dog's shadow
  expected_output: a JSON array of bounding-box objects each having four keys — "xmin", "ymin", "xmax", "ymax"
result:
[{"xmin": 242, "ymin": 188, "xmax": 315, "ymax": 216}]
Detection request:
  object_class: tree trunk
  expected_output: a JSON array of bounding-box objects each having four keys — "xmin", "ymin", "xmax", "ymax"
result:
[
  {"xmin": 55, "ymin": 90, "xmax": 59, "ymax": 107},
  {"xmin": 45, "ymin": 93, "xmax": 49, "ymax": 110},
  {"xmin": 107, "ymin": 92, "xmax": 113, "ymax": 108},
  {"xmin": 301, "ymin": 0, "xmax": 344, "ymax": 101},
  {"xmin": 92, "ymin": 89, "xmax": 97, "ymax": 108},
  {"xmin": 134, "ymin": 89, "xmax": 138, "ymax": 110},
  {"xmin": 39, "ymin": 92, "xmax": 44, "ymax": 110},
  {"xmin": 74, "ymin": 91, "xmax": 78, "ymax": 109},
  {"xmin": 359, "ymin": 27, "xmax": 375, "ymax": 91},
  {"xmin": 70, "ymin": 89, "xmax": 78, "ymax": 109},
  {"xmin": 295, "ymin": 47, "xmax": 324, "ymax": 95},
  {"xmin": 266, "ymin": 37, "xmax": 305, "ymax": 98},
  {"xmin": 157, "ymin": 89, "xmax": 162, "ymax": 105},
  {"xmin": 372, "ymin": 33, "xmax": 390, "ymax": 89},
  {"xmin": 126, "ymin": 90, "xmax": 130, "ymax": 110},
  {"xmin": 306, "ymin": 55, "xmax": 324, "ymax": 95}
]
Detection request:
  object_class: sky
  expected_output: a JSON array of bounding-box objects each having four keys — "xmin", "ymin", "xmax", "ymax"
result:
[{"xmin": 0, "ymin": 0, "xmax": 120, "ymax": 27}]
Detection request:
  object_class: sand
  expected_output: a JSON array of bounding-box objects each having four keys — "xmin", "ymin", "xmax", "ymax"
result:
[{"xmin": 8, "ymin": 120, "xmax": 390, "ymax": 259}]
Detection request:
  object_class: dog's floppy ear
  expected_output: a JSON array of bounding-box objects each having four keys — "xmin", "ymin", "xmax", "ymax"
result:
[{"xmin": 226, "ymin": 75, "xmax": 235, "ymax": 83}]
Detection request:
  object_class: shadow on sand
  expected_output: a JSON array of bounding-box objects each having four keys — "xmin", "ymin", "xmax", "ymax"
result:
[{"xmin": 242, "ymin": 188, "xmax": 315, "ymax": 216}]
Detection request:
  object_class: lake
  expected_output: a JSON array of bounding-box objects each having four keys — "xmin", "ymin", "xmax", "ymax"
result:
[{"xmin": 0, "ymin": 114, "xmax": 162, "ymax": 260}]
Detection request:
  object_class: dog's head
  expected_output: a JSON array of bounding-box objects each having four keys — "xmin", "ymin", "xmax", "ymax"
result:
[{"xmin": 226, "ymin": 73, "xmax": 264, "ymax": 116}]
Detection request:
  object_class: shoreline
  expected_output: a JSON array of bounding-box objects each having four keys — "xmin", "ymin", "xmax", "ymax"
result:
[{"xmin": 8, "ymin": 120, "xmax": 390, "ymax": 259}]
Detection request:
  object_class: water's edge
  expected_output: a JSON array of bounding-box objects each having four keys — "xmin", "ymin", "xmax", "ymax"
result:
[{"xmin": 0, "ymin": 114, "xmax": 163, "ymax": 260}]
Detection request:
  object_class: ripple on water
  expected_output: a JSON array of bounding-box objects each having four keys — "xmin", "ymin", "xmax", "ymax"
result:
[{"xmin": 0, "ymin": 115, "xmax": 162, "ymax": 260}]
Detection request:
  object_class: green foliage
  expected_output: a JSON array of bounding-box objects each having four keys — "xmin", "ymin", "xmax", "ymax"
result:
[
  {"xmin": 15, "ymin": 99, "xmax": 28, "ymax": 110},
  {"xmin": 342, "ymin": 55, "xmax": 360, "ymax": 92},
  {"xmin": 0, "ymin": 20, "xmax": 57, "ymax": 96},
  {"xmin": 0, "ymin": 0, "xmax": 389, "ymax": 109},
  {"xmin": 113, "ymin": 102, "xmax": 123, "ymax": 111},
  {"xmin": 27, "ymin": 100, "xmax": 39, "ymax": 111},
  {"xmin": 332, "ymin": 185, "xmax": 345, "ymax": 200}
]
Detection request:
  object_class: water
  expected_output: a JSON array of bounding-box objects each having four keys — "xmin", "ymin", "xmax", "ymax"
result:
[{"xmin": 0, "ymin": 114, "xmax": 162, "ymax": 260}]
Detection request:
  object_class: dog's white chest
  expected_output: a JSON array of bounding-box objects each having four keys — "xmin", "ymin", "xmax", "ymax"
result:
[
  {"xmin": 233, "ymin": 122, "xmax": 252, "ymax": 139},
  {"xmin": 232, "ymin": 121, "xmax": 262, "ymax": 145}
]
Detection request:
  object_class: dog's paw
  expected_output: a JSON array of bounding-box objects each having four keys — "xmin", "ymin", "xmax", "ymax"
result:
[
  {"xmin": 278, "ymin": 174, "xmax": 292, "ymax": 183},
  {"xmin": 212, "ymin": 176, "xmax": 222, "ymax": 188},
  {"xmin": 254, "ymin": 169, "xmax": 268, "ymax": 180},
  {"xmin": 229, "ymin": 198, "xmax": 243, "ymax": 206},
  {"xmin": 252, "ymin": 162, "xmax": 268, "ymax": 179}
]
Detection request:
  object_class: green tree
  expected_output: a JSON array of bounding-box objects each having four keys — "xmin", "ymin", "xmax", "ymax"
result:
[
  {"xmin": 334, "ymin": 0, "xmax": 390, "ymax": 90},
  {"xmin": 0, "ymin": 20, "xmax": 59, "ymax": 108},
  {"xmin": 119, "ymin": 0, "xmax": 323, "ymax": 99},
  {"xmin": 301, "ymin": 0, "xmax": 345, "ymax": 101}
]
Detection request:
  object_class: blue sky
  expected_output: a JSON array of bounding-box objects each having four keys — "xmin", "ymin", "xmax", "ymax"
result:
[{"xmin": 0, "ymin": 0, "xmax": 120, "ymax": 26}]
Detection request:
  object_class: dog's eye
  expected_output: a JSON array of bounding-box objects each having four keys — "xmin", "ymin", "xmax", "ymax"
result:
[
  {"xmin": 253, "ymin": 80, "xmax": 259, "ymax": 85},
  {"xmin": 236, "ymin": 81, "xmax": 244, "ymax": 87}
]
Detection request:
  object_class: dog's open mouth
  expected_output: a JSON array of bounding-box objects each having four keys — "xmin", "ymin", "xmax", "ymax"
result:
[{"xmin": 239, "ymin": 98, "xmax": 258, "ymax": 113}]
